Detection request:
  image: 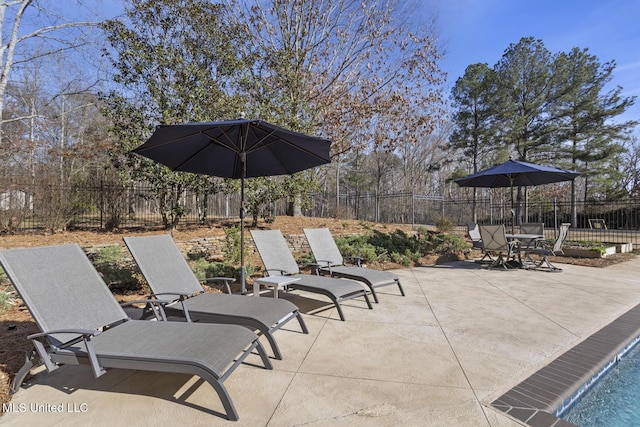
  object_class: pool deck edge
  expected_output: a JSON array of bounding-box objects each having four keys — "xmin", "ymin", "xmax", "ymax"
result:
[{"xmin": 491, "ymin": 303, "xmax": 640, "ymax": 427}]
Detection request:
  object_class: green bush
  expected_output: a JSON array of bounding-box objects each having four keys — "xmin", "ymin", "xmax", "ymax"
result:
[
  {"xmin": 188, "ymin": 252, "xmax": 254, "ymax": 284},
  {"xmin": 223, "ymin": 225, "xmax": 243, "ymax": 265},
  {"xmin": 189, "ymin": 257, "xmax": 236, "ymax": 281},
  {"xmin": 296, "ymin": 251, "xmax": 316, "ymax": 266},
  {"xmin": 91, "ymin": 245, "xmax": 138, "ymax": 288},
  {"xmin": 433, "ymin": 215, "xmax": 456, "ymax": 233},
  {"xmin": 431, "ymin": 233, "xmax": 472, "ymax": 254},
  {"xmin": 334, "ymin": 234, "xmax": 379, "ymax": 263},
  {"xmin": 331, "ymin": 228, "xmax": 469, "ymax": 266}
]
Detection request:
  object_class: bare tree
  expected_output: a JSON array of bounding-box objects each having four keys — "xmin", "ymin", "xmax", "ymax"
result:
[
  {"xmin": 228, "ymin": 0, "xmax": 445, "ymax": 217},
  {"xmin": 0, "ymin": 0, "xmax": 101, "ymax": 147},
  {"xmin": 231, "ymin": 0, "xmax": 445, "ymax": 155}
]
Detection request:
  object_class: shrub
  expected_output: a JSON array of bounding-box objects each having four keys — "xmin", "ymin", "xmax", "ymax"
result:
[
  {"xmin": 91, "ymin": 245, "xmax": 140, "ymax": 290},
  {"xmin": 334, "ymin": 234, "xmax": 379, "ymax": 263},
  {"xmin": 431, "ymin": 233, "xmax": 471, "ymax": 254},
  {"xmin": 433, "ymin": 215, "xmax": 456, "ymax": 233},
  {"xmin": 223, "ymin": 225, "xmax": 243, "ymax": 265},
  {"xmin": 296, "ymin": 251, "xmax": 316, "ymax": 266},
  {"xmin": 188, "ymin": 252, "xmax": 254, "ymax": 284}
]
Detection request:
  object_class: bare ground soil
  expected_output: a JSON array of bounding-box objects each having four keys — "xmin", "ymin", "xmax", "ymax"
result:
[{"xmin": 0, "ymin": 216, "xmax": 635, "ymax": 412}]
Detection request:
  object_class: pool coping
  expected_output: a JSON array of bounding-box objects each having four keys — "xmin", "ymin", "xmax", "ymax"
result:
[{"xmin": 491, "ymin": 303, "xmax": 640, "ymax": 427}]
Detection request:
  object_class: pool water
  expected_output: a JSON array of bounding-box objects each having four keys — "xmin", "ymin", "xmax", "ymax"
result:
[{"xmin": 562, "ymin": 341, "xmax": 640, "ymax": 426}]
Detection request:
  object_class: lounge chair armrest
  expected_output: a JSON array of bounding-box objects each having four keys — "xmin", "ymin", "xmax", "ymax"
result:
[
  {"xmin": 203, "ymin": 277, "xmax": 236, "ymax": 294},
  {"xmin": 120, "ymin": 298, "xmax": 177, "ymax": 306},
  {"xmin": 120, "ymin": 299, "xmax": 174, "ymax": 321},
  {"xmin": 263, "ymin": 268, "xmax": 289, "ymax": 276},
  {"xmin": 27, "ymin": 328, "xmax": 101, "ymax": 340},
  {"xmin": 28, "ymin": 328, "xmax": 107, "ymax": 379},
  {"xmin": 148, "ymin": 291, "xmax": 191, "ymax": 299},
  {"xmin": 203, "ymin": 277, "xmax": 236, "ymax": 283}
]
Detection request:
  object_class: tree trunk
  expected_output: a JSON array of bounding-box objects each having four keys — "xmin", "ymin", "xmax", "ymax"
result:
[{"xmin": 287, "ymin": 195, "xmax": 303, "ymax": 217}]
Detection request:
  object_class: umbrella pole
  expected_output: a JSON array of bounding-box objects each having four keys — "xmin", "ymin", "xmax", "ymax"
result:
[
  {"xmin": 510, "ymin": 182, "xmax": 515, "ymax": 234},
  {"xmin": 240, "ymin": 169, "xmax": 246, "ymax": 295}
]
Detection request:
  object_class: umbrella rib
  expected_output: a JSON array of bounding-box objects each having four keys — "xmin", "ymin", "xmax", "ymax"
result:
[
  {"xmin": 200, "ymin": 128, "xmax": 241, "ymax": 153},
  {"xmin": 245, "ymin": 130, "xmax": 330, "ymax": 174},
  {"xmin": 169, "ymin": 129, "xmax": 240, "ymax": 172},
  {"xmin": 133, "ymin": 130, "xmax": 203, "ymax": 152}
]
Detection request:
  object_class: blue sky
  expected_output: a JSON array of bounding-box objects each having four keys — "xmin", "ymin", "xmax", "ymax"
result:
[{"xmin": 419, "ymin": 0, "xmax": 640, "ymax": 126}]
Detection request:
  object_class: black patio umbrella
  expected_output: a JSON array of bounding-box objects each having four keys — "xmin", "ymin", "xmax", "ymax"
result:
[
  {"xmin": 454, "ymin": 158, "xmax": 580, "ymax": 188},
  {"xmin": 132, "ymin": 119, "xmax": 332, "ymax": 294},
  {"xmin": 455, "ymin": 158, "xmax": 580, "ymax": 231}
]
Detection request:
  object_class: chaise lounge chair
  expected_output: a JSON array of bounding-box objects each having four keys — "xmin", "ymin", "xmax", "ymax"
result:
[
  {"xmin": 250, "ymin": 229, "xmax": 372, "ymax": 321},
  {"xmin": 302, "ymin": 228, "xmax": 405, "ymax": 303},
  {"xmin": 123, "ymin": 234, "xmax": 308, "ymax": 360},
  {"xmin": 0, "ymin": 243, "xmax": 273, "ymax": 421}
]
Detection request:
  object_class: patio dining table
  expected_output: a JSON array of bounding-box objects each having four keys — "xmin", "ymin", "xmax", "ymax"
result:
[{"xmin": 506, "ymin": 233, "xmax": 545, "ymax": 269}]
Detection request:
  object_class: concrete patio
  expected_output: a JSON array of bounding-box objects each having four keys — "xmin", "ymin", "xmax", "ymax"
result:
[{"xmin": 2, "ymin": 257, "xmax": 639, "ymax": 426}]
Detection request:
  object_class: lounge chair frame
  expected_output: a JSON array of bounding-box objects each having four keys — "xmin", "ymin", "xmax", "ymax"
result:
[
  {"xmin": 250, "ymin": 229, "xmax": 372, "ymax": 321},
  {"xmin": 0, "ymin": 243, "xmax": 273, "ymax": 421},
  {"xmin": 302, "ymin": 228, "xmax": 405, "ymax": 303},
  {"xmin": 124, "ymin": 234, "xmax": 308, "ymax": 360}
]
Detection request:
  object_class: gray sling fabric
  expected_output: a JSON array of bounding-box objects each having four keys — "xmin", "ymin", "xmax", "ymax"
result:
[
  {"xmin": 303, "ymin": 228, "xmax": 405, "ymax": 303},
  {"xmin": 250, "ymin": 229, "xmax": 372, "ymax": 321},
  {"xmin": 479, "ymin": 224, "xmax": 519, "ymax": 269},
  {"xmin": 124, "ymin": 234, "xmax": 308, "ymax": 359},
  {"xmin": 0, "ymin": 243, "xmax": 272, "ymax": 421},
  {"xmin": 0, "ymin": 244, "xmax": 129, "ymax": 346}
]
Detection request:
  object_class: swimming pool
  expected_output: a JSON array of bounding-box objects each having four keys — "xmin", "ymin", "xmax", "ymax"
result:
[{"xmin": 562, "ymin": 340, "xmax": 640, "ymax": 426}]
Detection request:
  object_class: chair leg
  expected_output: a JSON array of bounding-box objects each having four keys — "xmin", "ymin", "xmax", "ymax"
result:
[
  {"xmin": 363, "ymin": 292, "xmax": 373, "ymax": 309},
  {"xmin": 296, "ymin": 312, "xmax": 309, "ymax": 334},
  {"xmin": 10, "ymin": 350, "xmax": 37, "ymax": 393},
  {"xmin": 263, "ymin": 331, "xmax": 283, "ymax": 360},
  {"xmin": 396, "ymin": 280, "xmax": 405, "ymax": 297},
  {"xmin": 475, "ymin": 252, "xmax": 494, "ymax": 264},
  {"xmin": 534, "ymin": 255, "xmax": 562, "ymax": 272},
  {"xmin": 369, "ymin": 287, "xmax": 379, "ymax": 304},
  {"xmin": 334, "ymin": 300, "xmax": 346, "ymax": 321}
]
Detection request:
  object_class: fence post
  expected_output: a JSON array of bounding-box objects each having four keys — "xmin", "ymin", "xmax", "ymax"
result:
[
  {"xmin": 99, "ymin": 178, "xmax": 104, "ymax": 229},
  {"xmin": 490, "ymin": 194, "xmax": 493, "ymax": 224},
  {"xmin": 411, "ymin": 191, "xmax": 415, "ymax": 228},
  {"xmin": 553, "ymin": 197, "xmax": 557, "ymax": 239}
]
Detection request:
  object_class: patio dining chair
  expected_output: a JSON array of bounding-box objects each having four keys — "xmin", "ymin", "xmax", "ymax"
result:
[
  {"xmin": 0, "ymin": 243, "xmax": 272, "ymax": 421},
  {"xmin": 478, "ymin": 224, "xmax": 520, "ymax": 269},
  {"xmin": 467, "ymin": 222, "xmax": 494, "ymax": 264},
  {"xmin": 250, "ymin": 229, "xmax": 372, "ymax": 321},
  {"xmin": 123, "ymin": 234, "xmax": 309, "ymax": 360},
  {"xmin": 524, "ymin": 223, "xmax": 570, "ymax": 272},
  {"xmin": 302, "ymin": 228, "xmax": 405, "ymax": 303},
  {"xmin": 519, "ymin": 223, "xmax": 545, "ymax": 250}
]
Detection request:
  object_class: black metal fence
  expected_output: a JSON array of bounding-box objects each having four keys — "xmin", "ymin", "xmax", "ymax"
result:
[{"xmin": 1, "ymin": 181, "xmax": 638, "ymax": 246}]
